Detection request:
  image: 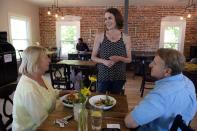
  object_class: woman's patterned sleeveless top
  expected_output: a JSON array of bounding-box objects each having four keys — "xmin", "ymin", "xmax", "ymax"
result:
[{"xmin": 97, "ymin": 32, "xmax": 127, "ymax": 81}]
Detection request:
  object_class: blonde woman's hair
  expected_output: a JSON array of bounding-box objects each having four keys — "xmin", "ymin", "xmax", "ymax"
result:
[
  {"xmin": 156, "ymin": 48, "xmax": 185, "ymax": 76},
  {"xmin": 19, "ymin": 46, "xmax": 47, "ymax": 75}
]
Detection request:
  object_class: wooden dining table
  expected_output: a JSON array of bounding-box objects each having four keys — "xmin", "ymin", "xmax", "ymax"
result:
[
  {"xmin": 58, "ymin": 60, "xmax": 96, "ymax": 67},
  {"xmin": 37, "ymin": 94, "xmax": 129, "ymax": 131},
  {"xmin": 184, "ymin": 63, "xmax": 197, "ymax": 72},
  {"xmin": 47, "ymin": 51, "xmax": 57, "ymax": 55}
]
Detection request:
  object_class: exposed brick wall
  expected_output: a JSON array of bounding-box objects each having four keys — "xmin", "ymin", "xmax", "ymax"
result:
[{"xmin": 39, "ymin": 6, "xmax": 197, "ymax": 57}]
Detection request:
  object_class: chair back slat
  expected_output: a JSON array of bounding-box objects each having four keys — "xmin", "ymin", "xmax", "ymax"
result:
[
  {"xmin": 0, "ymin": 83, "xmax": 17, "ymax": 131},
  {"xmin": 140, "ymin": 58, "xmax": 156, "ymax": 97},
  {"xmin": 49, "ymin": 63, "xmax": 72, "ymax": 90},
  {"xmin": 170, "ymin": 114, "xmax": 195, "ymax": 131}
]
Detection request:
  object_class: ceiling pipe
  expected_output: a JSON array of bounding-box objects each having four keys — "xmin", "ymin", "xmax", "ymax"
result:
[{"xmin": 124, "ymin": 0, "xmax": 129, "ymax": 34}]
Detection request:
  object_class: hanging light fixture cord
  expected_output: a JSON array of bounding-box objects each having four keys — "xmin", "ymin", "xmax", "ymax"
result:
[
  {"xmin": 47, "ymin": 0, "xmax": 64, "ymax": 19},
  {"xmin": 180, "ymin": 0, "xmax": 196, "ymax": 20}
]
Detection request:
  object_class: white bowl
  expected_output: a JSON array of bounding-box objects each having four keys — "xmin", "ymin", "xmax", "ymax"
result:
[
  {"xmin": 89, "ymin": 95, "xmax": 116, "ymax": 110},
  {"xmin": 60, "ymin": 94, "xmax": 74, "ymax": 108}
]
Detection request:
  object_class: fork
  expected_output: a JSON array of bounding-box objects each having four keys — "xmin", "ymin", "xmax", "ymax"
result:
[{"xmin": 106, "ymin": 91, "xmax": 109, "ymax": 101}]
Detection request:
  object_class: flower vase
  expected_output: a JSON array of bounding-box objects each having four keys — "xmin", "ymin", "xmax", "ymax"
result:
[
  {"xmin": 78, "ymin": 104, "xmax": 88, "ymax": 131},
  {"xmin": 73, "ymin": 103, "xmax": 82, "ymax": 121}
]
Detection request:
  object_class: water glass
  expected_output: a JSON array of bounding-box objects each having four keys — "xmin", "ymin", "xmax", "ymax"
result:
[
  {"xmin": 91, "ymin": 109, "xmax": 102, "ymax": 130},
  {"xmin": 73, "ymin": 103, "xmax": 82, "ymax": 121}
]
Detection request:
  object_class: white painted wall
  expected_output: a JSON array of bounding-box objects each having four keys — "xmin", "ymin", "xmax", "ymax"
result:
[
  {"xmin": 0, "ymin": 0, "xmax": 40, "ymax": 44},
  {"xmin": 0, "ymin": 0, "xmax": 39, "ymax": 128}
]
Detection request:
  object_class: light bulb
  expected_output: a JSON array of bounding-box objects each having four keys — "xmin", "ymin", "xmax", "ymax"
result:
[
  {"xmin": 47, "ymin": 11, "xmax": 51, "ymax": 15},
  {"xmin": 187, "ymin": 14, "xmax": 191, "ymax": 18},
  {"xmin": 180, "ymin": 16, "xmax": 184, "ymax": 20},
  {"xmin": 55, "ymin": 14, "xmax": 58, "ymax": 18}
]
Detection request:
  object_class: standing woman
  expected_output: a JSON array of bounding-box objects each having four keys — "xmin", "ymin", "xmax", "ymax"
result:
[
  {"xmin": 12, "ymin": 46, "xmax": 72, "ymax": 130},
  {"xmin": 91, "ymin": 8, "xmax": 131, "ymax": 94}
]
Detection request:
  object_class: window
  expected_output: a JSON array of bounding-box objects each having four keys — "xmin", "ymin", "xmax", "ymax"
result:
[
  {"xmin": 9, "ymin": 15, "xmax": 31, "ymax": 59},
  {"xmin": 56, "ymin": 15, "xmax": 81, "ymax": 58},
  {"xmin": 160, "ymin": 16, "xmax": 186, "ymax": 52}
]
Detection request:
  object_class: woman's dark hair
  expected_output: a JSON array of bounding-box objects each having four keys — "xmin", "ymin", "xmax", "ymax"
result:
[{"xmin": 105, "ymin": 8, "xmax": 123, "ymax": 29}]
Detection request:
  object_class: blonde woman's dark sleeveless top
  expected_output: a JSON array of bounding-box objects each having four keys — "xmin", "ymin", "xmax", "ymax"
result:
[{"xmin": 97, "ymin": 32, "xmax": 127, "ymax": 81}]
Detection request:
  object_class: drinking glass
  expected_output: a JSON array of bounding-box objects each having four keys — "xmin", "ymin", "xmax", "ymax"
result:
[
  {"xmin": 90, "ymin": 108, "xmax": 102, "ymax": 130},
  {"xmin": 73, "ymin": 103, "xmax": 82, "ymax": 121}
]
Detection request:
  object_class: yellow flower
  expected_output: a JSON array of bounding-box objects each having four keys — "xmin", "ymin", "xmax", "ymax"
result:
[
  {"xmin": 89, "ymin": 76, "xmax": 97, "ymax": 82},
  {"xmin": 81, "ymin": 87, "xmax": 91, "ymax": 97}
]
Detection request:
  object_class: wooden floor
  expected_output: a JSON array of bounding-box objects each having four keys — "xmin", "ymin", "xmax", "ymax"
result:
[{"xmin": 124, "ymin": 71, "xmax": 197, "ymax": 130}]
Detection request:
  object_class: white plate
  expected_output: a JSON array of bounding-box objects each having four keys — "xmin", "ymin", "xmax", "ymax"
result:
[
  {"xmin": 89, "ymin": 95, "xmax": 116, "ymax": 110},
  {"xmin": 60, "ymin": 94, "xmax": 75, "ymax": 108}
]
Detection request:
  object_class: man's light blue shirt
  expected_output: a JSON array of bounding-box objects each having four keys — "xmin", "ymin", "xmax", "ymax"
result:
[{"xmin": 131, "ymin": 73, "xmax": 197, "ymax": 131}]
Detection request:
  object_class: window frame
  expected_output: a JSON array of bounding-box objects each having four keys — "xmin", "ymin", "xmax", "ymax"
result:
[
  {"xmin": 160, "ymin": 16, "xmax": 186, "ymax": 52},
  {"xmin": 8, "ymin": 13, "xmax": 31, "ymax": 60},
  {"xmin": 56, "ymin": 15, "xmax": 81, "ymax": 57}
]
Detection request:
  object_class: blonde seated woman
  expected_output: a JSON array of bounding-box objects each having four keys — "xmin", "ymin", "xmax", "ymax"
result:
[{"xmin": 12, "ymin": 46, "xmax": 73, "ymax": 131}]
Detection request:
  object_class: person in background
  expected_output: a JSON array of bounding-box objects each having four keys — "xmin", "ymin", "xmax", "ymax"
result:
[
  {"xmin": 12, "ymin": 46, "xmax": 73, "ymax": 131},
  {"xmin": 91, "ymin": 7, "xmax": 131, "ymax": 94},
  {"xmin": 76, "ymin": 38, "xmax": 89, "ymax": 52},
  {"xmin": 124, "ymin": 48, "xmax": 197, "ymax": 131}
]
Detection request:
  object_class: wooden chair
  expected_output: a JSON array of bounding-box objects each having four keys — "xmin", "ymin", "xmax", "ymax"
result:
[
  {"xmin": 0, "ymin": 83, "xmax": 17, "ymax": 131},
  {"xmin": 49, "ymin": 63, "xmax": 73, "ymax": 90},
  {"xmin": 140, "ymin": 60, "xmax": 156, "ymax": 97},
  {"xmin": 170, "ymin": 114, "xmax": 194, "ymax": 131}
]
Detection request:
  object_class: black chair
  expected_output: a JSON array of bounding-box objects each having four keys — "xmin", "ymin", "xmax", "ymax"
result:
[
  {"xmin": 183, "ymin": 71, "xmax": 197, "ymax": 94},
  {"xmin": 0, "ymin": 83, "xmax": 17, "ymax": 131},
  {"xmin": 132, "ymin": 54, "xmax": 144, "ymax": 77},
  {"xmin": 170, "ymin": 114, "xmax": 194, "ymax": 131},
  {"xmin": 68, "ymin": 53, "xmax": 79, "ymax": 60},
  {"xmin": 130, "ymin": 54, "xmax": 139, "ymax": 79},
  {"xmin": 190, "ymin": 46, "xmax": 197, "ymax": 60},
  {"xmin": 49, "ymin": 63, "xmax": 73, "ymax": 90},
  {"xmin": 140, "ymin": 60, "xmax": 156, "ymax": 97},
  {"xmin": 0, "ymin": 114, "xmax": 7, "ymax": 131},
  {"xmin": 76, "ymin": 65, "xmax": 97, "ymax": 91},
  {"xmin": 50, "ymin": 47, "xmax": 62, "ymax": 63},
  {"xmin": 78, "ymin": 53, "xmax": 91, "ymax": 61},
  {"xmin": 130, "ymin": 126, "xmax": 140, "ymax": 131},
  {"xmin": 190, "ymin": 58, "xmax": 197, "ymax": 64},
  {"xmin": 17, "ymin": 50, "xmax": 23, "ymax": 62}
]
